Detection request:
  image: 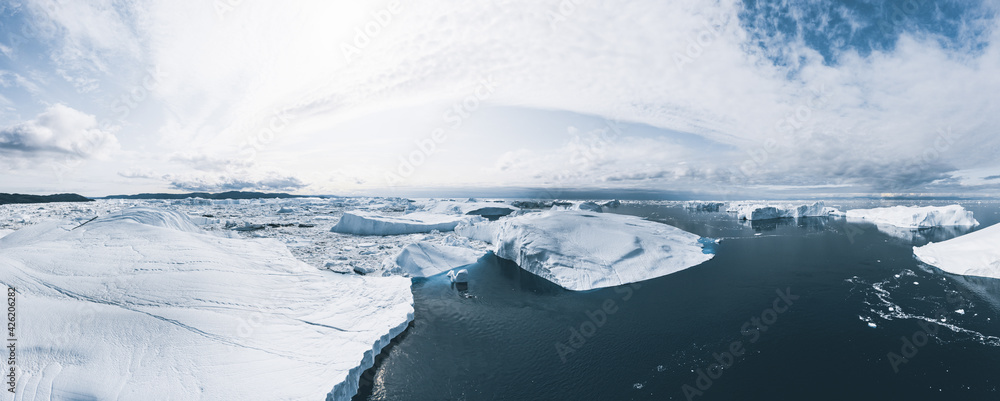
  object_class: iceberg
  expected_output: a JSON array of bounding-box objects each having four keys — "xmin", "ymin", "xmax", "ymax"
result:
[
  {"xmin": 447, "ymin": 269, "xmax": 470, "ymax": 283},
  {"xmin": 574, "ymin": 201, "xmax": 604, "ymax": 213},
  {"xmin": 417, "ymin": 199, "xmax": 518, "ymax": 218},
  {"xmin": 0, "ymin": 207, "xmax": 413, "ymax": 401},
  {"xmin": 331, "ymin": 211, "xmax": 476, "ymax": 235},
  {"xmin": 684, "ymin": 201, "xmax": 725, "ymax": 212},
  {"xmin": 390, "ymin": 242, "xmax": 485, "ymax": 277},
  {"xmin": 846, "ymin": 205, "xmax": 978, "ymax": 228},
  {"xmin": 733, "ymin": 201, "xmax": 829, "ymax": 220},
  {"xmin": 913, "ymin": 222, "xmax": 1000, "ymax": 280},
  {"xmin": 457, "ymin": 210, "xmax": 714, "ymax": 291}
]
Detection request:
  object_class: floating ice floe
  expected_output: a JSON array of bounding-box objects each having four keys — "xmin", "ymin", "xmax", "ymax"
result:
[
  {"xmin": 913, "ymin": 222, "xmax": 1000, "ymax": 280},
  {"xmin": 447, "ymin": 269, "xmax": 470, "ymax": 283},
  {"xmin": 846, "ymin": 205, "xmax": 978, "ymax": 228},
  {"xmin": 0, "ymin": 207, "xmax": 413, "ymax": 401},
  {"xmin": 732, "ymin": 201, "xmax": 832, "ymax": 220},
  {"xmin": 456, "ymin": 210, "xmax": 714, "ymax": 291},
  {"xmin": 331, "ymin": 211, "xmax": 479, "ymax": 235}
]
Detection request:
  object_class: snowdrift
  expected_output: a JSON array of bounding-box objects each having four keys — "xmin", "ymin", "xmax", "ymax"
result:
[
  {"xmin": 913, "ymin": 222, "xmax": 1000, "ymax": 280},
  {"xmin": 331, "ymin": 211, "xmax": 475, "ymax": 235},
  {"xmin": 457, "ymin": 211, "xmax": 714, "ymax": 291},
  {"xmin": 846, "ymin": 205, "xmax": 978, "ymax": 228},
  {"xmin": 0, "ymin": 207, "xmax": 413, "ymax": 401}
]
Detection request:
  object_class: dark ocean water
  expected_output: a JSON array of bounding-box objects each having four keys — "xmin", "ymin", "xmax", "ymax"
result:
[{"xmin": 354, "ymin": 200, "xmax": 1000, "ymax": 401}]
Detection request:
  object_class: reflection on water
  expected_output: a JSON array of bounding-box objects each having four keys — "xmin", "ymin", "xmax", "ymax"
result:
[{"xmin": 872, "ymin": 223, "xmax": 977, "ymax": 244}]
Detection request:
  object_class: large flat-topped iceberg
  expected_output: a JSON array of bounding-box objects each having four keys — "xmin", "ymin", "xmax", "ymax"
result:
[
  {"xmin": 733, "ymin": 201, "xmax": 833, "ymax": 220},
  {"xmin": 0, "ymin": 207, "xmax": 413, "ymax": 401},
  {"xmin": 331, "ymin": 211, "xmax": 476, "ymax": 235},
  {"xmin": 913, "ymin": 223, "xmax": 1000, "ymax": 280},
  {"xmin": 846, "ymin": 205, "xmax": 978, "ymax": 228},
  {"xmin": 457, "ymin": 211, "xmax": 714, "ymax": 291}
]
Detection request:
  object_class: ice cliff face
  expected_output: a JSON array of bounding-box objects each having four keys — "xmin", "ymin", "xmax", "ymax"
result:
[
  {"xmin": 0, "ymin": 207, "xmax": 413, "ymax": 401},
  {"xmin": 733, "ymin": 201, "xmax": 831, "ymax": 220}
]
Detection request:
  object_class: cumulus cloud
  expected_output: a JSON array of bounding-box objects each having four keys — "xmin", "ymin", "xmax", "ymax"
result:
[{"xmin": 0, "ymin": 103, "xmax": 119, "ymax": 159}]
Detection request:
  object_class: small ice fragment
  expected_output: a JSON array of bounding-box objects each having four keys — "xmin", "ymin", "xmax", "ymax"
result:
[
  {"xmin": 894, "ymin": 274, "xmax": 901, "ymax": 278},
  {"xmin": 358, "ymin": 242, "xmax": 377, "ymax": 248},
  {"xmin": 913, "ymin": 281, "xmax": 919, "ymax": 285},
  {"xmin": 754, "ymin": 233, "xmax": 762, "ymax": 236},
  {"xmin": 633, "ymin": 383, "xmax": 643, "ymax": 390},
  {"xmin": 867, "ymin": 322, "xmax": 877, "ymax": 329},
  {"xmin": 447, "ymin": 269, "xmax": 469, "ymax": 283},
  {"xmin": 955, "ymin": 309, "xmax": 965, "ymax": 315}
]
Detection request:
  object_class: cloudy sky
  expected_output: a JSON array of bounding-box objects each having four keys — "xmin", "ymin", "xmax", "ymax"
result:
[{"xmin": 1, "ymin": 0, "xmax": 999, "ymax": 198}]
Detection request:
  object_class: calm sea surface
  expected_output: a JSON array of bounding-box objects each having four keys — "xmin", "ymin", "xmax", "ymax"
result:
[{"xmin": 355, "ymin": 200, "xmax": 1000, "ymax": 401}]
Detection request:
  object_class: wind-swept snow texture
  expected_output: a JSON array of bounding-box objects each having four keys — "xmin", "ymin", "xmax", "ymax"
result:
[
  {"xmin": 457, "ymin": 211, "xmax": 713, "ymax": 291},
  {"xmin": 0, "ymin": 207, "xmax": 413, "ymax": 401},
  {"xmin": 914, "ymin": 223, "xmax": 1000, "ymax": 280},
  {"xmin": 331, "ymin": 211, "xmax": 474, "ymax": 235},
  {"xmin": 846, "ymin": 205, "xmax": 979, "ymax": 228}
]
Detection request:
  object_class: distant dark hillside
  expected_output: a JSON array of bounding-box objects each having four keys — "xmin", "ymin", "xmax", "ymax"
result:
[
  {"xmin": 100, "ymin": 191, "xmax": 319, "ymax": 200},
  {"xmin": 0, "ymin": 193, "xmax": 94, "ymax": 205}
]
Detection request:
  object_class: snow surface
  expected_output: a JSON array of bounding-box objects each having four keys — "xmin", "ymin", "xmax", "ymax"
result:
[
  {"xmin": 0, "ymin": 228, "xmax": 13, "ymax": 238},
  {"xmin": 0, "ymin": 207, "xmax": 413, "ymax": 401},
  {"xmin": 914, "ymin": 222, "xmax": 1000, "ymax": 280},
  {"xmin": 846, "ymin": 205, "xmax": 979, "ymax": 228},
  {"xmin": 390, "ymin": 241, "xmax": 485, "ymax": 277},
  {"xmin": 456, "ymin": 210, "xmax": 714, "ymax": 291},
  {"xmin": 331, "ymin": 211, "xmax": 478, "ymax": 235}
]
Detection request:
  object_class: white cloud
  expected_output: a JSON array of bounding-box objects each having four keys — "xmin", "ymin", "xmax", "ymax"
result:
[
  {"xmin": 0, "ymin": 103, "xmax": 119, "ymax": 159},
  {"xmin": 5, "ymin": 0, "xmax": 1000, "ymax": 195}
]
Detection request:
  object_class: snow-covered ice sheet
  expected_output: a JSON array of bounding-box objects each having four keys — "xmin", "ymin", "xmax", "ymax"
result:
[
  {"xmin": 457, "ymin": 210, "xmax": 714, "ymax": 291},
  {"xmin": 846, "ymin": 205, "xmax": 978, "ymax": 228},
  {"xmin": 914, "ymin": 222, "xmax": 1000, "ymax": 280},
  {"xmin": 331, "ymin": 211, "xmax": 475, "ymax": 235},
  {"xmin": 0, "ymin": 207, "xmax": 413, "ymax": 401}
]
